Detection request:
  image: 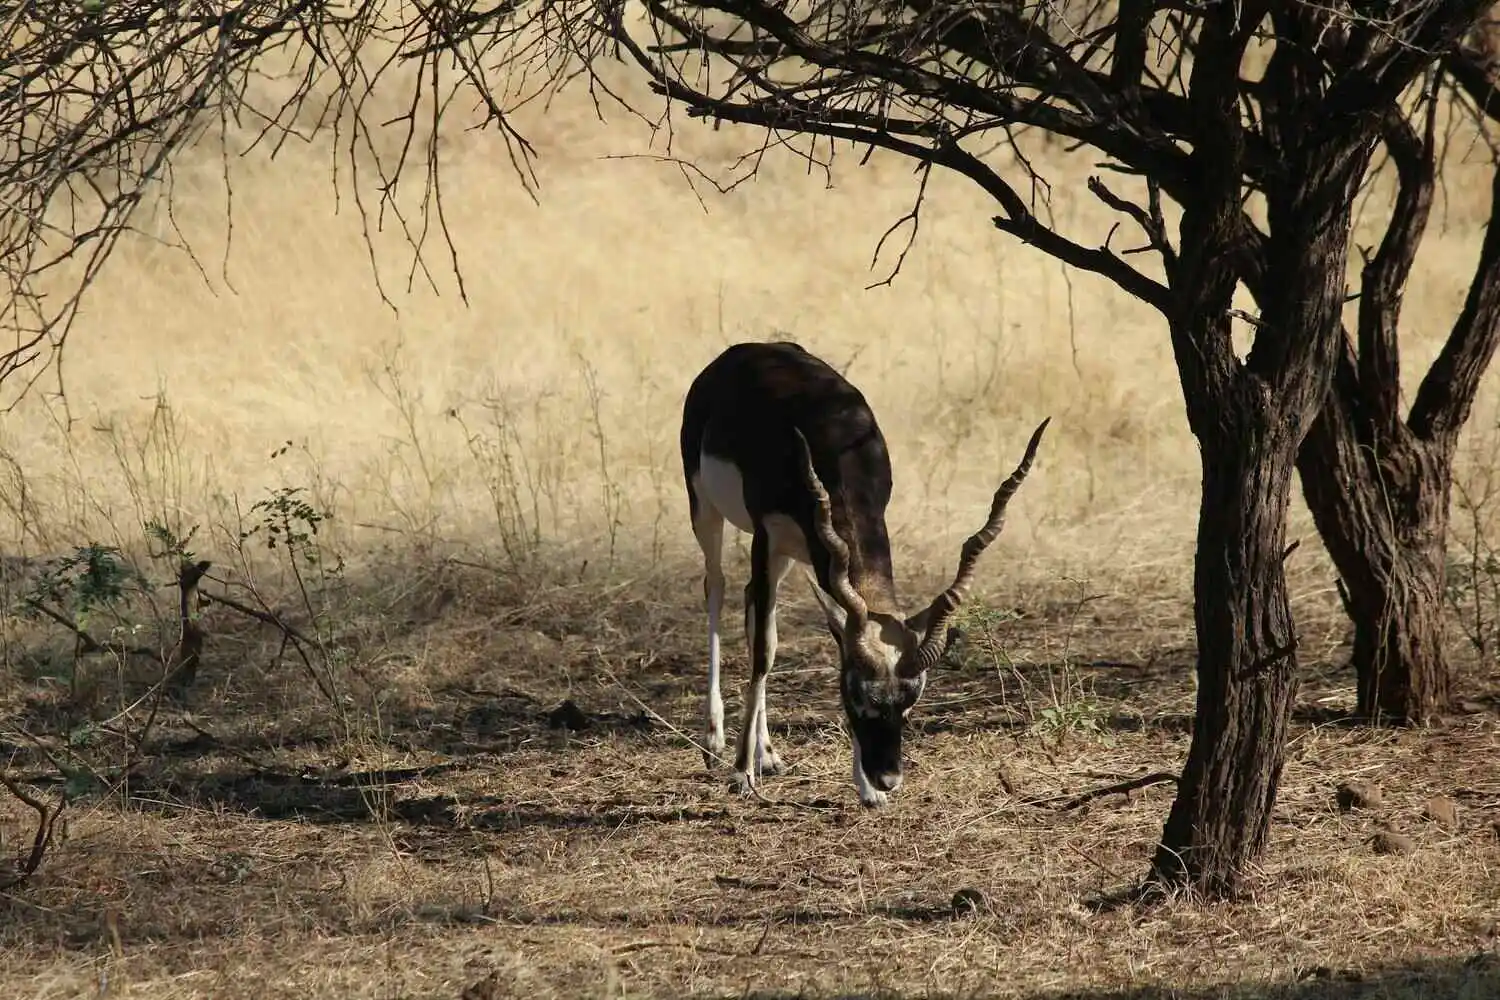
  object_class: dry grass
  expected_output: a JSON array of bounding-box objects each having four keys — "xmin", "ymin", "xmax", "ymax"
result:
[
  {"xmin": 0, "ymin": 46, "xmax": 1498, "ymax": 1000},
  {"xmin": 0, "ymin": 563, "xmax": 1496, "ymax": 999}
]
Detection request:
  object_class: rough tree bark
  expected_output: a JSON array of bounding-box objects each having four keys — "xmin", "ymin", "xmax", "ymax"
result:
[
  {"xmin": 1298, "ymin": 370, "xmax": 1455, "ymax": 725},
  {"xmin": 1148, "ymin": 12, "xmax": 1378, "ymax": 894},
  {"xmin": 1151, "ymin": 389, "xmax": 1307, "ymax": 894},
  {"xmin": 1295, "ymin": 105, "xmax": 1448, "ymax": 726},
  {"xmin": 1294, "ymin": 87, "xmax": 1500, "ymax": 725}
]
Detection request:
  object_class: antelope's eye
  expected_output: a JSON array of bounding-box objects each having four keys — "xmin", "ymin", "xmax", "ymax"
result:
[{"xmin": 850, "ymin": 685, "xmax": 869, "ymax": 713}]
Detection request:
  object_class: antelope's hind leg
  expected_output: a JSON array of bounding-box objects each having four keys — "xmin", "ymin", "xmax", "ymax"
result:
[{"xmin": 693, "ymin": 499, "xmax": 728, "ymax": 769}]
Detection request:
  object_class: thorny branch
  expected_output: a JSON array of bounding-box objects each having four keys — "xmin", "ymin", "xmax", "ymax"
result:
[
  {"xmin": 451, "ymin": 0, "xmax": 1491, "ymax": 302},
  {"xmin": 8, "ymin": 1, "xmax": 1499, "ymax": 407},
  {"xmin": 0, "ymin": 1, "xmax": 540, "ymax": 409}
]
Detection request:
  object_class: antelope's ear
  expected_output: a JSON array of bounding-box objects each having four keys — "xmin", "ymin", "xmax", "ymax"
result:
[{"xmin": 806, "ymin": 579, "xmax": 847, "ymax": 642}]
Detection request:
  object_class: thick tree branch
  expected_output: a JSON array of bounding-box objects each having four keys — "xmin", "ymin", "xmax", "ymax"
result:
[
  {"xmin": 1168, "ymin": 3, "xmax": 1262, "ymax": 417},
  {"xmin": 901, "ymin": 0, "xmax": 1277, "ymax": 197},
  {"xmin": 1242, "ymin": 2, "xmax": 1388, "ymax": 397},
  {"xmin": 988, "ymin": 200, "xmax": 1171, "ymax": 315},
  {"xmin": 1444, "ymin": 43, "xmax": 1500, "ymax": 122},
  {"xmin": 1408, "ymin": 159, "xmax": 1500, "ymax": 442},
  {"xmin": 1355, "ymin": 98, "xmax": 1438, "ymax": 434},
  {"xmin": 664, "ymin": 0, "xmax": 1202, "ymax": 196},
  {"xmin": 1111, "ymin": 0, "xmax": 1152, "ymax": 95},
  {"xmin": 1325, "ymin": 1, "xmax": 1495, "ymax": 120},
  {"xmin": 644, "ymin": 78, "xmax": 1173, "ymax": 311},
  {"xmin": 611, "ymin": 6, "xmax": 1174, "ymax": 311}
]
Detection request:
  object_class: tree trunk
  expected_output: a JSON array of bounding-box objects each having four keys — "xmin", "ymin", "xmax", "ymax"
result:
[
  {"xmin": 1288, "ymin": 106, "xmax": 1500, "ymax": 727},
  {"xmin": 1148, "ymin": 396, "xmax": 1303, "ymax": 896},
  {"xmin": 1297, "ymin": 378, "xmax": 1454, "ymax": 724},
  {"xmin": 1147, "ymin": 26, "xmax": 1379, "ymax": 890}
]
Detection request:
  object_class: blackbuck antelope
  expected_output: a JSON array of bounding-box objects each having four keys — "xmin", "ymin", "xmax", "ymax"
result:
[{"xmin": 680, "ymin": 341, "xmax": 1049, "ymax": 807}]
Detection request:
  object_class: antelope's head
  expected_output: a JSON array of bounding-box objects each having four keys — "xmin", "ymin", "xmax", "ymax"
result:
[{"xmin": 795, "ymin": 419, "xmax": 1050, "ymax": 801}]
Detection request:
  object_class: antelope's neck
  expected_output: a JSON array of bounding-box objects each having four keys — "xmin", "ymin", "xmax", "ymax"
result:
[{"xmin": 843, "ymin": 515, "xmax": 901, "ymax": 617}]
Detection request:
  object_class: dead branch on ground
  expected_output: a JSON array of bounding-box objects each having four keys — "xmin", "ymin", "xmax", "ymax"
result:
[{"xmin": 0, "ymin": 770, "xmax": 62, "ymax": 891}]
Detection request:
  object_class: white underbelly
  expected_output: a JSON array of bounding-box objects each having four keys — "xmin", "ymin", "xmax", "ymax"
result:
[{"xmin": 695, "ymin": 452, "xmax": 811, "ymax": 562}]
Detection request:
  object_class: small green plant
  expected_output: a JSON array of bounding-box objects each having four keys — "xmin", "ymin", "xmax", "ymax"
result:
[
  {"xmin": 234, "ymin": 483, "xmax": 397, "ymax": 825},
  {"xmin": 18, "ymin": 544, "xmax": 146, "ymax": 701},
  {"xmin": 25, "ymin": 544, "xmax": 136, "ymax": 627},
  {"xmin": 1030, "ymin": 698, "xmax": 1112, "ymax": 746},
  {"xmin": 145, "ymin": 518, "xmax": 200, "ymax": 563},
  {"xmin": 241, "ymin": 486, "xmax": 330, "ymax": 566},
  {"xmin": 229, "ymin": 482, "xmax": 350, "ymax": 708}
]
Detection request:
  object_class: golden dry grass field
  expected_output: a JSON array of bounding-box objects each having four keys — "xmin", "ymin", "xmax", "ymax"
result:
[{"xmin": 1, "ymin": 32, "xmax": 1499, "ymax": 1000}]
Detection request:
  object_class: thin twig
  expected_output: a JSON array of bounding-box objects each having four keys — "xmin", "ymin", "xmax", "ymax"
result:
[
  {"xmin": 20, "ymin": 599, "xmax": 160, "ymax": 662},
  {"xmin": 594, "ymin": 651, "xmax": 834, "ymax": 814},
  {"xmin": 199, "ymin": 590, "xmax": 317, "ymax": 649},
  {"xmin": 1023, "ymin": 771, "xmax": 1179, "ymax": 811}
]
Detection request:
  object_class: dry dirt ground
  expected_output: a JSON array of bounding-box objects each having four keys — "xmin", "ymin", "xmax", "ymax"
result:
[{"xmin": 0, "ymin": 556, "xmax": 1497, "ymax": 999}]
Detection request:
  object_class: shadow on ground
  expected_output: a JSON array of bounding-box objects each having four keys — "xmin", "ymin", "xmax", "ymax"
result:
[{"xmin": 722, "ymin": 952, "xmax": 1500, "ymax": 1000}]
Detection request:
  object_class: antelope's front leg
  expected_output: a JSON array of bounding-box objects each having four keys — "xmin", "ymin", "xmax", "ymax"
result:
[
  {"xmin": 729, "ymin": 594, "xmax": 767, "ymax": 798},
  {"xmin": 730, "ymin": 535, "xmax": 786, "ymax": 797}
]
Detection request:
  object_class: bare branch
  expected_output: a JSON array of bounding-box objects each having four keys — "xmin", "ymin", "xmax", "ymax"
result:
[
  {"xmin": 866, "ymin": 159, "xmax": 932, "ymax": 290},
  {"xmin": 9, "ymin": 0, "xmax": 1497, "ymax": 427},
  {"xmin": 1087, "ymin": 175, "xmax": 1177, "ymax": 270},
  {"xmin": 1444, "ymin": 30, "xmax": 1500, "ymax": 134},
  {"xmin": 21, "ymin": 597, "xmax": 161, "ymax": 663},
  {"xmin": 1408, "ymin": 150, "xmax": 1500, "ymax": 442},
  {"xmin": 608, "ymin": 1, "xmax": 1175, "ymax": 310},
  {"xmin": 1355, "ymin": 92, "xmax": 1439, "ymax": 433},
  {"xmin": 990, "ymin": 194, "xmax": 1170, "ymax": 313},
  {"xmin": 1325, "ymin": 1, "xmax": 1496, "ymax": 121},
  {"xmin": 0, "ymin": 1, "xmax": 540, "ymax": 406}
]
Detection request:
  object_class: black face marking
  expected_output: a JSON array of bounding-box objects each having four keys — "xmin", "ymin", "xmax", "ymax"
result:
[{"xmin": 839, "ymin": 666, "xmax": 928, "ymax": 781}]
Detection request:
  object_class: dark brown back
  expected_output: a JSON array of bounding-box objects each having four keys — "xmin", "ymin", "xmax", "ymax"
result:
[{"xmin": 680, "ymin": 341, "xmax": 898, "ymax": 607}]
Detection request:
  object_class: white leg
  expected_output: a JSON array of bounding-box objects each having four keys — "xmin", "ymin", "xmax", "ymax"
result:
[
  {"xmin": 732, "ymin": 539, "xmax": 793, "ymax": 795},
  {"xmin": 754, "ymin": 553, "xmax": 792, "ymax": 777},
  {"xmin": 694, "ymin": 505, "xmax": 727, "ymax": 769},
  {"xmin": 732, "ymin": 590, "xmax": 764, "ymax": 796},
  {"xmin": 755, "ymin": 678, "xmax": 784, "ymax": 776},
  {"xmin": 851, "ymin": 732, "xmax": 889, "ymax": 809},
  {"xmin": 705, "ymin": 576, "xmax": 726, "ymax": 767}
]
